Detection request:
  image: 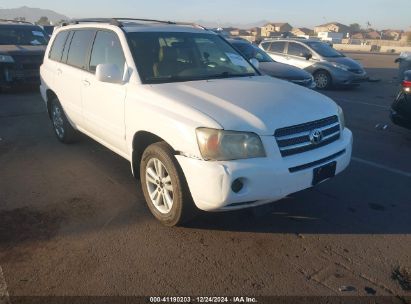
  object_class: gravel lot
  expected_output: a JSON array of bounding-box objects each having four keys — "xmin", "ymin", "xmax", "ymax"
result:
[{"xmin": 0, "ymin": 53, "xmax": 410, "ymax": 302}]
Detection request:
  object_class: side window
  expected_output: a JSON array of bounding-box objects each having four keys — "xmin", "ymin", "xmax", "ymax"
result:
[
  {"xmin": 89, "ymin": 31, "xmax": 125, "ymax": 74},
  {"xmin": 288, "ymin": 43, "xmax": 310, "ymax": 57},
  {"xmin": 49, "ymin": 31, "xmax": 69, "ymax": 62},
  {"xmin": 269, "ymin": 42, "xmax": 286, "ymax": 53},
  {"xmin": 260, "ymin": 42, "xmax": 271, "ymax": 51},
  {"xmin": 61, "ymin": 31, "xmax": 74, "ymax": 63},
  {"xmin": 66, "ymin": 30, "xmax": 96, "ymax": 69}
]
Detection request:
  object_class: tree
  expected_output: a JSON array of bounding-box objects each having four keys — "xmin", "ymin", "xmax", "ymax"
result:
[
  {"xmin": 14, "ymin": 17, "xmax": 26, "ymax": 22},
  {"xmin": 36, "ymin": 16, "xmax": 50, "ymax": 26},
  {"xmin": 407, "ymin": 32, "xmax": 411, "ymax": 43},
  {"xmin": 349, "ymin": 23, "xmax": 361, "ymax": 33}
]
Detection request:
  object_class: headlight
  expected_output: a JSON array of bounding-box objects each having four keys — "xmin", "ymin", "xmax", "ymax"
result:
[
  {"xmin": 0, "ymin": 55, "xmax": 14, "ymax": 63},
  {"xmin": 338, "ymin": 106, "xmax": 345, "ymax": 130},
  {"xmin": 196, "ymin": 128, "xmax": 266, "ymax": 161},
  {"xmin": 331, "ymin": 62, "xmax": 350, "ymax": 71}
]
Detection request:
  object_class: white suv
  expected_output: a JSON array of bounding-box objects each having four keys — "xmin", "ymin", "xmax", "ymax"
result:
[{"xmin": 40, "ymin": 19, "xmax": 353, "ymax": 226}]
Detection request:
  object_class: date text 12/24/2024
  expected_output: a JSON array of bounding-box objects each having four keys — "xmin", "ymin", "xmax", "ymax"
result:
[{"xmin": 149, "ymin": 297, "xmax": 258, "ymax": 303}]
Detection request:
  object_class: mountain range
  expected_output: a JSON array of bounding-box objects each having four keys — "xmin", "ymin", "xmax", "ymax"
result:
[
  {"xmin": 0, "ymin": 6, "xmax": 69, "ymax": 24},
  {"xmin": 0, "ymin": 6, "xmax": 272, "ymax": 29}
]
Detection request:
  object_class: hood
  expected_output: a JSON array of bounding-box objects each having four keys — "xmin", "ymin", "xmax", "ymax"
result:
[
  {"xmin": 259, "ymin": 62, "xmax": 312, "ymax": 80},
  {"xmin": 148, "ymin": 76, "xmax": 338, "ymax": 135},
  {"xmin": 0, "ymin": 45, "xmax": 46, "ymax": 56},
  {"xmin": 326, "ymin": 56, "xmax": 363, "ymax": 69}
]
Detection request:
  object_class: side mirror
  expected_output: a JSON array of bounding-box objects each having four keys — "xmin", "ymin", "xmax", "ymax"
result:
[
  {"xmin": 249, "ymin": 58, "xmax": 260, "ymax": 69},
  {"xmin": 303, "ymin": 53, "xmax": 312, "ymax": 60},
  {"xmin": 96, "ymin": 64, "xmax": 123, "ymax": 84}
]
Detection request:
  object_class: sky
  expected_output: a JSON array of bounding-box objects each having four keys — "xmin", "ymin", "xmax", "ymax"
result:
[{"xmin": 0, "ymin": 0, "xmax": 410, "ymax": 30}]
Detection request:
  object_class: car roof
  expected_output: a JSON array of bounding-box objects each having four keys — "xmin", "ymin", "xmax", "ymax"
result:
[
  {"xmin": 0, "ymin": 19, "xmax": 37, "ymax": 26},
  {"xmin": 263, "ymin": 38, "xmax": 321, "ymax": 44},
  {"xmin": 58, "ymin": 19, "xmax": 213, "ymax": 35}
]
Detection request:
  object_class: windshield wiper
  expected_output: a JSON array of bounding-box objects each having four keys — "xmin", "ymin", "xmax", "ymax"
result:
[{"xmin": 205, "ymin": 72, "xmax": 256, "ymax": 79}]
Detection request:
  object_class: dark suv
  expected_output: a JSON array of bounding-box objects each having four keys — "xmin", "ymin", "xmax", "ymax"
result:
[{"xmin": 0, "ymin": 20, "xmax": 48, "ymax": 90}]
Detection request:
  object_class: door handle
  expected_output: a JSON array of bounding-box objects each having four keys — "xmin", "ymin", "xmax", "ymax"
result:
[
  {"xmin": 56, "ymin": 68, "xmax": 62, "ymax": 75},
  {"xmin": 82, "ymin": 80, "xmax": 91, "ymax": 87}
]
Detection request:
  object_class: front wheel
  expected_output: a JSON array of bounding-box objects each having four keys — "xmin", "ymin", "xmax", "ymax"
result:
[
  {"xmin": 140, "ymin": 142, "xmax": 196, "ymax": 226},
  {"xmin": 314, "ymin": 70, "xmax": 332, "ymax": 90}
]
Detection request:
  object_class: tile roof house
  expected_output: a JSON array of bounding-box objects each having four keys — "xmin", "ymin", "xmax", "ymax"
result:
[
  {"xmin": 260, "ymin": 22, "xmax": 293, "ymax": 37},
  {"xmin": 314, "ymin": 22, "xmax": 350, "ymax": 34},
  {"xmin": 291, "ymin": 27, "xmax": 313, "ymax": 37}
]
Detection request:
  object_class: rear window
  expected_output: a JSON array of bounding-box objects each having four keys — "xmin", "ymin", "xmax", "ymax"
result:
[
  {"xmin": 0, "ymin": 26, "xmax": 48, "ymax": 46},
  {"xmin": 49, "ymin": 31, "xmax": 69, "ymax": 62},
  {"xmin": 269, "ymin": 42, "xmax": 286, "ymax": 53},
  {"xmin": 66, "ymin": 30, "xmax": 96, "ymax": 69}
]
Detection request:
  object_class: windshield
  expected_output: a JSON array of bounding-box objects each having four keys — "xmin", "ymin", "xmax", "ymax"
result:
[
  {"xmin": 0, "ymin": 26, "xmax": 49, "ymax": 46},
  {"xmin": 127, "ymin": 32, "xmax": 258, "ymax": 84},
  {"xmin": 232, "ymin": 43, "xmax": 274, "ymax": 63},
  {"xmin": 306, "ymin": 41, "xmax": 344, "ymax": 58}
]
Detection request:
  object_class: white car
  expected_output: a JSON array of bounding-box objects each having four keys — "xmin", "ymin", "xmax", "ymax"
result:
[{"xmin": 40, "ymin": 18, "xmax": 353, "ymax": 226}]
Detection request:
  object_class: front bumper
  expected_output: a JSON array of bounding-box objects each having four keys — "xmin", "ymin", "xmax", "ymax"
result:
[
  {"xmin": 0, "ymin": 63, "xmax": 41, "ymax": 88},
  {"xmin": 332, "ymin": 69, "xmax": 368, "ymax": 86},
  {"xmin": 177, "ymin": 128, "xmax": 353, "ymax": 211}
]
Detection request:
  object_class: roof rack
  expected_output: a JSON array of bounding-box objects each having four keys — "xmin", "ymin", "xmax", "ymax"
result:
[
  {"xmin": 0, "ymin": 19, "xmax": 33, "ymax": 25},
  {"xmin": 65, "ymin": 18, "xmax": 207, "ymax": 30}
]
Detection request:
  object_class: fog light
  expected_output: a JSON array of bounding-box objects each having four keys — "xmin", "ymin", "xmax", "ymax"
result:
[{"xmin": 231, "ymin": 179, "xmax": 244, "ymax": 193}]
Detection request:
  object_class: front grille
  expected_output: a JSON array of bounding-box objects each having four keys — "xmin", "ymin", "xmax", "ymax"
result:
[
  {"xmin": 275, "ymin": 116, "xmax": 341, "ymax": 157},
  {"xmin": 12, "ymin": 55, "xmax": 43, "ymax": 71}
]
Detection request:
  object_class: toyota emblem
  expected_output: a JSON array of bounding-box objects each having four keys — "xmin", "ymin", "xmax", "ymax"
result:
[{"xmin": 309, "ymin": 129, "xmax": 323, "ymax": 145}]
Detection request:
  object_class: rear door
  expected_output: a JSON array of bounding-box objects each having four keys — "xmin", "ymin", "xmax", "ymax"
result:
[
  {"xmin": 53, "ymin": 29, "xmax": 96, "ymax": 127},
  {"xmin": 286, "ymin": 42, "xmax": 314, "ymax": 69},
  {"xmin": 265, "ymin": 41, "xmax": 287, "ymax": 63},
  {"xmin": 81, "ymin": 30, "xmax": 127, "ymax": 153}
]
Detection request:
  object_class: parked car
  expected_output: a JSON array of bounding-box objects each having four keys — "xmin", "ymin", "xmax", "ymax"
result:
[
  {"xmin": 229, "ymin": 39, "xmax": 315, "ymax": 89},
  {"xmin": 391, "ymin": 70, "xmax": 411, "ymax": 129},
  {"xmin": 260, "ymin": 39, "xmax": 368, "ymax": 89},
  {"xmin": 0, "ymin": 19, "xmax": 48, "ymax": 90},
  {"xmin": 42, "ymin": 25, "xmax": 55, "ymax": 37},
  {"xmin": 395, "ymin": 52, "xmax": 411, "ymax": 81},
  {"xmin": 40, "ymin": 18, "xmax": 353, "ymax": 226}
]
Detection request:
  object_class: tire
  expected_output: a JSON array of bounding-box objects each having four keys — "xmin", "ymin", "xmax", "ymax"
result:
[
  {"xmin": 50, "ymin": 98, "xmax": 78, "ymax": 144},
  {"xmin": 314, "ymin": 70, "xmax": 332, "ymax": 90},
  {"xmin": 140, "ymin": 142, "xmax": 197, "ymax": 226}
]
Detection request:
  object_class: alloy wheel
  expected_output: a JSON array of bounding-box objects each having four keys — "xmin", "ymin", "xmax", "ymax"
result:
[{"xmin": 145, "ymin": 158, "xmax": 174, "ymax": 214}]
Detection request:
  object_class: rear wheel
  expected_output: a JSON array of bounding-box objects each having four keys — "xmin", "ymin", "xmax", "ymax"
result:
[
  {"xmin": 314, "ymin": 70, "xmax": 332, "ymax": 90},
  {"xmin": 140, "ymin": 142, "xmax": 196, "ymax": 226},
  {"xmin": 50, "ymin": 98, "xmax": 78, "ymax": 144}
]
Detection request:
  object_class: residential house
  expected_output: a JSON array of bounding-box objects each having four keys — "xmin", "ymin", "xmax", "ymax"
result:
[
  {"xmin": 382, "ymin": 30, "xmax": 404, "ymax": 41},
  {"xmin": 291, "ymin": 27, "xmax": 313, "ymax": 37},
  {"xmin": 314, "ymin": 22, "xmax": 350, "ymax": 35},
  {"xmin": 351, "ymin": 33, "xmax": 365, "ymax": 39},
  {"xmin": 366, "ymin": 31, "xmax": 381, "ymax": 39},
  {"xmin": 229, "ymin": 29, "xmax": 250, "ymax": 36},
  {"xmin": 249, "ymin": 27, "xmax": 261, "ymax": 37},
  {"xmin": 260, "ymin": 22, "xmax": 293, "ymax": 37}
]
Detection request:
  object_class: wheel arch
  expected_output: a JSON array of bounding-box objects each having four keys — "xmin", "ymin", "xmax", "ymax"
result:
[
  {"xmin": 131, "ymin": 131, "xmax": 176, "ymax": 179},
  {"xmin": 46, "ymin": 89, "xmax": 58, "ymax": 118}
]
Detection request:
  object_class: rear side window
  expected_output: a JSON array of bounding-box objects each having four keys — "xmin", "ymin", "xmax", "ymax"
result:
[
  {"xmin": 260, "ymin": 42, "xmax": 271, "ymax": 51},
  {"xmin": 269, "ymin": 42, "xmax": 286, "ymax": 53},
  {"xmin": 49, "ymin": 31, "xmax": 69, "ymax": 62},
  {"xmin": 66, "ymin": 30, "xmax": 96, "ymax": 69},
  {"xmin": 89, "ymin": 31, "xmax": 125, "ymax": 74},
  {"xmin": 287, "ymin": 42, "xmax": 310, "ymax": 57}
]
